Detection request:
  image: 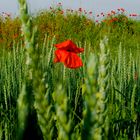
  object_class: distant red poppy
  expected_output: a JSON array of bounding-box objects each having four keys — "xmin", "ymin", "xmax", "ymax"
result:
[
  {"xmin": 60, "ymin": 10, "xmax": 64, "ymax": 14},
  {"xmin": 89, "ymin": 11, "xmax": 92, "ymax": 15},
  {"xmin": 117, "ymin": 8, "xmax": 120, "ymax": 11},
  {"xmin": 120, "ymin": 8, "xmax": 125, "ymax": 12},
  {"xmin": 54, "ymin": 40, "xmax": 84, "ymax": 69},
  {"xmin": 78, "ymin": 8, "xmax": 82, "ymax": 12},
  {"xmin": 112, "ymin": 17, "xmax": 118, "ymax": 22},
  {"xmin": 131, "ymin": 13, "xmax": 137, "ymax": 17},
  {"xmin": 58, "ymin": 2, "xmax": 62, "ymax": 5},
  {"xmin": 13, "ymin": 34, "xmax": 19, "ymax": 39},
  {"xmin": 111, "ymin": 10, "xmax": 116, "ymax": 15},
  {"xmin": 107, "ymin": 13, "xmax": 111, "ymax": 17}
]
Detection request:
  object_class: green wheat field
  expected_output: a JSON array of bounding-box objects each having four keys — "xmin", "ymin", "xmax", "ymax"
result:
[{"xmin": 0, "ymin": 0, "xmax": 140, "ymax": 140}]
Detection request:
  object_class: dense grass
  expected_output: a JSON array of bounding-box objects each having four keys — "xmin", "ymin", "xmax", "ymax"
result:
[{"xmin": 0, "ymin": 1, "xmax": 140, "ymax": 140}]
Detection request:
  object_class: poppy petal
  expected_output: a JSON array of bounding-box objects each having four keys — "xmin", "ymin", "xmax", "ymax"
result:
[
  {"xmin": 54, "ymin": 49, "xmax": 69, "ymax": 63},
  {"xmin": 54, "ymin": 40, "xmax": 84, "ymax": 53},
  {"xmin": 54, "ymin": 50, "xmax": 83, "ymax": 69},
  {"xmin": 64, "ymin": 52, "xmax": 83, "ymax": 68}
]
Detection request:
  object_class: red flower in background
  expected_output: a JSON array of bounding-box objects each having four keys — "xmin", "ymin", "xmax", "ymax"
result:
[
  {"xmin": 78, "ymin": 8, "xmax": 82, "ymax": 12},
  {"xmin": 120, "ymin": 8, "xmax": 125, "ymax": 12},
  {"xmin": 111, "ymin": 10, "xmax": 116, "ymax": 15},
  {"xmin": 54, "ymin": 40, "xmax": 84, "ymax": 69},
  {"xmin": 89, "ymin": 11, "xmax": 92, "ymax": 15},
  {"xmin": 117, "ymin": 8, "xmax": 120, "ymax": 11}
]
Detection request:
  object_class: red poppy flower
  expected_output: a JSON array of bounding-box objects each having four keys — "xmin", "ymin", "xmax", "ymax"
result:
[
  {"xmin": 111, "ymin": 10, "xmax": 116, "ymax": 15},
  {"xmin": 78, "ymin": 8, "xmax": 82, "ymax": 12},
  {"xmin": 89, "ymin": 11, "xmax": 92, "ymax": 15},
  {"xmin": 54, "ymin": 40, "xmax": 84, "ymax": 69},
  {"xmin": 120, "ymin": 8, "xmax": 125, "ymax": 12}
]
